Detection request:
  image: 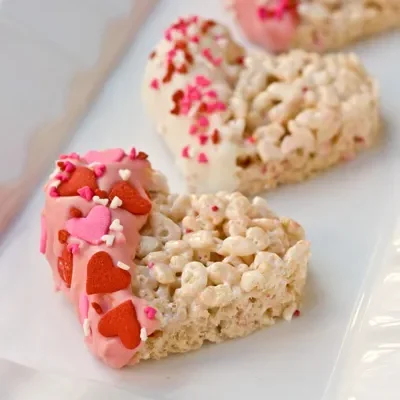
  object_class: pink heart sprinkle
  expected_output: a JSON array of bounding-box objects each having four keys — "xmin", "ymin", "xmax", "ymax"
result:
[
  {"xmin": 150, "ymin": 79, "xmax": 159, "ymax": 90},
  {"xmin": 181, "ymin": 146, "xmax": 190, "ymax": 159},
  {"xmin": 55, "ymin": 173, "xmax": 68, "ymax": 182},
  {"xmin": 66, "ymin": 205, "xmax": 111, "ymax": 245},
  {"xmin": 79, "ymin": 294, "xmax": 89, "ymax": 324},
  {"xmin": 129, "ymin": 147, "xmax": 137, "ymax": 160},
  {"xmin": 49, "ymin": 187, "xmax": 59, "ymax": 197},
  {"xmin": 93, "ymin": 164, "xmax": 106, "ymax": 177},
  {"xmin": 67, "ymin": 243, "xmax": 80, "ymax": 254},
  {"xmin": 69, "ymin": 152, "xmax": 80, "ymax": 160},
  {"xmin": 198, "ymin": 152, "xmax": 208, "ymax": 164},
  {"xmin": 199, "ymin": 135, "xmax": 208, "ymax": 145},
  {"xmin": 144, "ymin": 306, "xmax": 157, "ymax": 320},
  {"xmin": 64, "ymin": 161, "xmax": 76, "ymax": 173},
  {"xmin": 77, "ymin": 186, "xmax": 94, "ymax": 201},
  {"xmin": 83, "ymin": 148, "xmax": 125, "ymax": 164},
  {"xmin": 40, "ymin": 215, "xmax": 47, "ymax": 254}
]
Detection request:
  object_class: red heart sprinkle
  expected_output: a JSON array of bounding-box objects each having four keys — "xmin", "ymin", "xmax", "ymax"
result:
[
  {"xmin": 58, "ymin": 166, "xmax": 98, "ymax": 197},
  {"xmin": 69, "ymin": 207, "xmax": 83, "ymax": 218},
  {"xmin": 91, "ymin": 302, "xmax": 103, "ymax": 314},
  {"xmin": 86, "ymin": 251, "xmax": 131, "ymax": 295},
  {"xmin": 57, "ymin": 245, "xmax": 73, "ymax": 287},
  {"xmin": 98, "ymin": 300, "xmax": 141, "ymax": 350},
  {"xmin": 58, "ymin": 230, "xmax": 70, "ymax": 244},
  {"xmin": 109, "ymin": 181, "xmax": 151, "ymax": 215}
]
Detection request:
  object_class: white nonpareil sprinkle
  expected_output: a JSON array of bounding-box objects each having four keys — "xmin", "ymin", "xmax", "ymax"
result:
[
  {"xmin": 88, "ymin": 162, "xmax": 101, "ymax": 168},
  {"xmin": 51, "ymin": 180, "xmax": 61, "ymax": 188},
  {"xmin": 174, "ymin": 49, "xmax": 186, "ymax": 66},
  {"xmin": 83, "ymin": 319, "xmax": 90, "ymax": 337},
  {"xmin": 110, "ymin": 196, "xmax": 123, "ymax": 209},
  {"xmin": 109, "ymin": 219, "xmax": 123, "ymax": 232},
  {"xmin": 118, "ymin": 169, "xmax": 131, "ymax": 181},
  {"xmin": 116, "ymin": 261, "xmax": 130, "ymax": 271},
  {"xmin": 93, "ymin": 196, "xmax": 109, "ymax": 206},
  {"xmin": 140, "ymin": 327, "xmax": 148, "ymax": 342},
  {"xmin": 101, "ymin": 234, "xmax": 115, "ymax": 247}
]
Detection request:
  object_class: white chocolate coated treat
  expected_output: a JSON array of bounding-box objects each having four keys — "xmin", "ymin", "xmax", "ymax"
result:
[{"xmin": 143, "ymin": 16, "xmax": 380, "ymax": 195}]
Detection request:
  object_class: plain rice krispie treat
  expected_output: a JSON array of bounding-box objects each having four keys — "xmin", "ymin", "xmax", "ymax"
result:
[
  {"xmin": 133, "ymin": 181, "xmax": 310, "ymax": 362},
  {"xmin": 143, "ymin": 16, "xmax": 380, "ymax": 194},
  {"xmin": 226, "ymin": 0, "xmax": 400, "ymax": 53},
  {"xmin": 41, "ymin": 147, "xmax": 310, "ymax": 368}
]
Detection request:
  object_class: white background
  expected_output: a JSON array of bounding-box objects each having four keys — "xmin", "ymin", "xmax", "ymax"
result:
[{"xmin": 0, "ymin": 1, "xmax": 400, "ymax": 399}]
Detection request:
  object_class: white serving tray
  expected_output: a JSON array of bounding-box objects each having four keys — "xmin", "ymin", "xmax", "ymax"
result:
[{"xmin": 0, "ymin": 1, "xmax": 400, "ymax": 399}]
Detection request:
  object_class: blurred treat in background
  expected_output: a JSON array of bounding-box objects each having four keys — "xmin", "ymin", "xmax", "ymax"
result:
[{"xmin": 0, "ymin": 0, "xmax": 158, "ymax": 234}]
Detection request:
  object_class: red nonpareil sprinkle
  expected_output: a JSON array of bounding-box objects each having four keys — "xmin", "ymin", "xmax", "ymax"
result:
[
  {"xmin": 185, "ymin": 229, "xmax": 193, "ymax": 234},
  {"xmin": 150, "ymin": 79, "xmax": 159, "ymax": 90},
  {"xmin": 355, "ymin": 136, "xmax": 365, "ymax": 143},
  {"xmin": 58, "ymin": 230, "xmax": 70, "ymax": 244},
  {"xmin": 199, "ymin": 135, "xmax": 208, "ymax": 145},
  {"xmin": 236, "ymin": 55, "xmax": 245, "ymax": 65},
  {"xmin": 49, "ymin": 187, "xmax": 59, "ymax": 197},
  {"xmin": 197, "ymin": 115, "xmax": 209, "ymax": 127},
  {"xmin": 181, "ymin": 146, "xmax": 191, "ymax": 158},
  {"xmin": 206, "ymin": 90, "xmax": 217, "ymax": 98},
  {"xmin": 211, "ymin": 205, "xmax": 219, "ymax": 212},
  {"xmin": 246, "ymin": 136, "xmax": 256, "ymax": 144},
  {"xmin": 94, "ymin": 189, "xmax": 108, "ymax": 199},
  {"xmin": 293, "ymin": 310, "xmax": 301, "ymax": 317},
  {"xmin": 198, "ymin": 152, "xmax": 208, "ymax": 163},
  {"xmin": 57, "ymin": 161, "xmax": 65, "ymax": 170},
  {"xmin": 171, "ymin": 89, "xmax": 184, "ymax": 115},
  {"xmin": 92, "ymin": 302, "xmax": 103, "ymax": 314},
  {"xmin": 189, "ymin": 124, "xmax": 198, "ymax": 135},
  {"xmin": 69, "ymin": 207, "xmax": 83, "ymax": 218},
  {"xmin": 147, "ymin": 262, "xmax": 154, "ymax": 269},
  {"xmin": 201, "ymin": 19, "xmax": 216, "ymax": 34},
  {"xmin": 211, "ymin": 129, "xmax": 221, "ymax": 144},
  {"xmin": 162, "ymin": 63, "xmax": 175, "ymax": 84},
  {"xmin": 144, "ymin": 306, "xmax": 157, "ymax": 320},
  {"xmin": 190, "ymin": 35, "xmax": 200, "ymax": 43},
  {"xmin": 195, "ymin": 75, "xmax": 211, "ymax": 87}
]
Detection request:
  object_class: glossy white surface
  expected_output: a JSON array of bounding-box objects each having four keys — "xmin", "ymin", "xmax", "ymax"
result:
[{"xmin": 0, "ymin": 1, "xmax": 400, "ymax": 399}]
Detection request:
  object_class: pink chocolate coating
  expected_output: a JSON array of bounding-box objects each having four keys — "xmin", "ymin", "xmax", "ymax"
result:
[
  {"xmin": 231, "ymin": 0, "xmax": 299, "ymax": 53},
  {"xmin": 42, "ymin": 148, "xmax": 159, "ymax": 368}
]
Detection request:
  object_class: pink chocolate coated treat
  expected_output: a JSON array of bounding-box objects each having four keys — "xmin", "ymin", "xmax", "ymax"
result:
[
  {"xmin": 229, "ymin": 0, "xmax": 299, "ymax": 53},
  {"xmin": 41, "ymin": 148, "xmax": 159, "ymax": 368}
]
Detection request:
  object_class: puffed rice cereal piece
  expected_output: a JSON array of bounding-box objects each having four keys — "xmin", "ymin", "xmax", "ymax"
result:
[{"xmin": 143, "ymin": 15, "xmax": 380, "ymax": 195}]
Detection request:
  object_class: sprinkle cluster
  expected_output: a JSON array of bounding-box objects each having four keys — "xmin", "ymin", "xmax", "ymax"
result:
[
  {"xmin": 257, "ymin": 0, "xmax": 298, "ymax": 20},
  {"xmin": 148, "ymin": 16, "xmax": 240, "ymax": 165},
  {"xmin": 44, "ymin": 148, "xmax": 157, "ymax": 357}
]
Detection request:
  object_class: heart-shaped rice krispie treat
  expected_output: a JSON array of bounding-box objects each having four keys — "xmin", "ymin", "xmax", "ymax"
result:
[
  {"xmin": 143, "ymin": 16, "xmax": 380, "ymax": 194},
  {"xmin": 226, "ymin": 0, "xmax": 400, "ymax": 53},
  {"xmin": 41, "ymin": 147, "xmax": 310, "ymax": 368}
]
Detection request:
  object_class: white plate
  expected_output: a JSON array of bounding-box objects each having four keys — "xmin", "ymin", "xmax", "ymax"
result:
[{"xmin": 1, "ymin": 1, "xmax": 400, "ymax": 399}]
